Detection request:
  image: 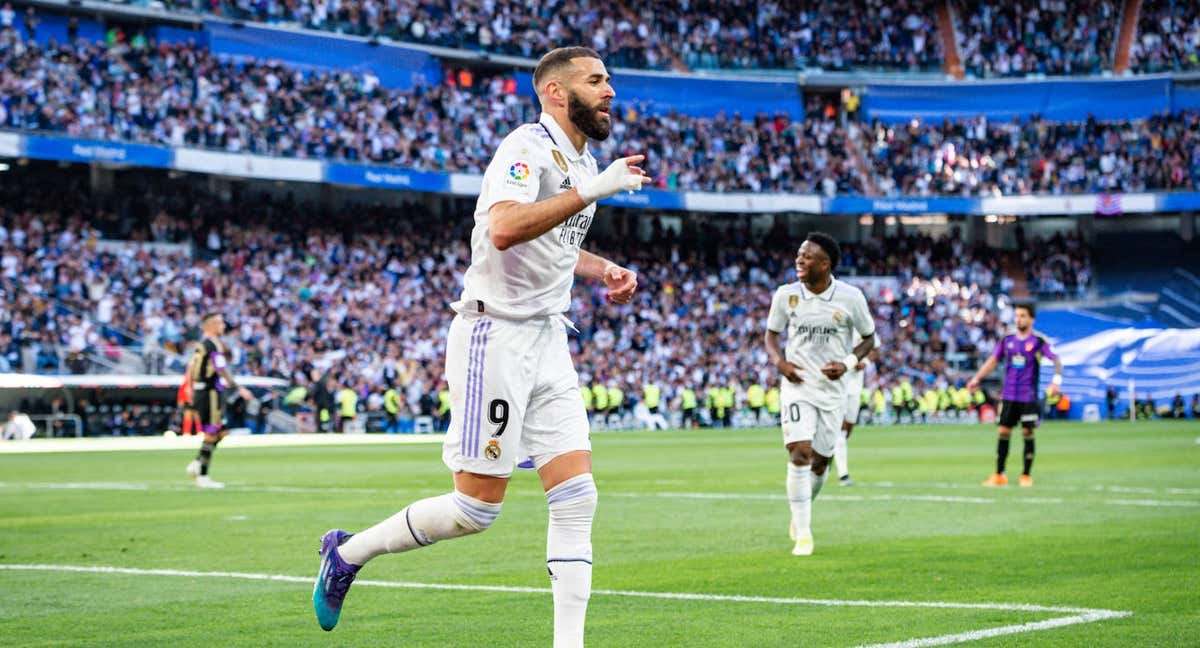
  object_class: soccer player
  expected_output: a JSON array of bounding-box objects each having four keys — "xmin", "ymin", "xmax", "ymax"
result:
[
  {"xmin": 312, "ymin": 47, "xmax": 650, "ymax": 646},
  {"xmin": 184, "ymin": 312, "xmax": 253, "ymax": 489},
  {"xmin": 967, "ymin": 303, "xmax": 1062, "ymax": 487},
  {"xmin": 834, "ymin": 342, "xmax": 872, "ymax": 486},
  {"xmin": 765, "ymin": 233, "xmax": 875, "ymax": 556}
]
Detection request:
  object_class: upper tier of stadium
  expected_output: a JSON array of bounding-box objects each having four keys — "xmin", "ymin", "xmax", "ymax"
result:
[{"xmin": 35, "ymin": 0, "xmax": 1200, "ymax": 75}]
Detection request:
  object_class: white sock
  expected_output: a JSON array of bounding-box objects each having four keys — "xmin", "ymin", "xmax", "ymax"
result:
[
  {"xmin": 812, "ymin": 469, "xmax": 827, "ymax": 499},
  {"xmin": 545, "ymin": 473, "xmax": 597, "ymax": 648},
  {"xmin": 834, "ymin": 430, "xmax": 850, "ymax": 479},
  {"xmin": 786, "ymin": 463, "xmax": 811, "ymax": 536},
  {"xmin": 338, "ymin": 491, "xmax": 501, "ymax": 566}
]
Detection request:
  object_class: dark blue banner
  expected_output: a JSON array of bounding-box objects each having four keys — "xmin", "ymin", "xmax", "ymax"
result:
[
  {"xmin": 24, "ymin": 136, "xmax": 173, "ymax": 168},
  {"xmin": 598, "ymin": 188, "xmax": 686, "ymax": 210},
  {"xmin": 208, "ymin": 22, "xmax": 441, "ymax": 90},
  {"xmin": 513, "ymin": 71, "xmax": 802, "ymax": 118},
  {"xmin": 325, "ymin": 163, "xmax": 450, "ymax": 192},
  {"xmin": 864, "ymin": 78, "xmax": 1171, "ymax": 123},
  {"xmin": 823, "ymin": 196, "xmax": 979, "ymax": 214}
]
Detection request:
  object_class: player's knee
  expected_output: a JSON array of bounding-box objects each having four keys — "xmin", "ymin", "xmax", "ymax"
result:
[
  {"xmin": 546, "ymin": 474, "xmax": 598, "ymax": 526},
  {"xmin": 450, "ymin": 490, "xmax": 502, "ymax": 534},
  {"xmin": 811, "ymin": 456, "xmax": 830, "ymax": 476},
  {"xmin": 789, "ymin": 445, "xmax": 814, "ymax": 466}
]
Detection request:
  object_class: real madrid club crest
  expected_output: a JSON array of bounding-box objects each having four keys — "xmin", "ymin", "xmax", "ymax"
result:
[
  {"xmin": 551, "ymin": 149, "xmax": 569, "ymax": 174},
  {"xmin": 832, "ymin": 310, "xmax": 845, "ymax": 324},
  {"xmin": 485, "ymin": 439, "xmax": 502, "ymax": 461},
  {"xmin": 788, "ymin": 294, "xmax": 799, "ymax": 308}
]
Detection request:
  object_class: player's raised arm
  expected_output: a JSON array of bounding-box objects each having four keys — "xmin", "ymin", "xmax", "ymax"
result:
[{"xmin": 489, "ymin": 156, "xmax": 649, "ymax": 250}]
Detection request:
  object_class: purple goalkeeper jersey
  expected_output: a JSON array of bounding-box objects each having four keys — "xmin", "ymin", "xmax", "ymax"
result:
[{"xmin": 991, "ymin": 332, "xmax": 1057, "ymax": 402}]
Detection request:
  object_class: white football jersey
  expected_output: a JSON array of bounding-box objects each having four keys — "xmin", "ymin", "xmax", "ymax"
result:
[
  {"xmin": 455, "ymin": 112, "xmax": 599, "ymax": 320},
  {"xmin": 767, "ymin": 278, "xmax": 875, "ymax": 410}
]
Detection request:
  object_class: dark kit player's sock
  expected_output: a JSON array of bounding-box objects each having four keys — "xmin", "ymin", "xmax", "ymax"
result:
[
  {"xmin": 197, "ymin": 440, "xmax": 216, "ymax": 476},
  {"xmin": 1022, "ymin": 437, "xmax": 1035, "ymax": 475},
  {"xmin": 996, "ymin": 438, "xmax": 1010, "ymax": 474}
]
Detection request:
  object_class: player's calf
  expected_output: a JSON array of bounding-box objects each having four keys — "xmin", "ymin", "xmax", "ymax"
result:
[{"xmin": 545, "ymin": 473, "xmax": 597, "ymax": 648}]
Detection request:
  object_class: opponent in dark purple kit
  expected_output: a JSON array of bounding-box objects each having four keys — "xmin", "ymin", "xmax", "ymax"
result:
[{"xmin": 967, "ymin": 303, "xmax": 1062, "ymax": 487}]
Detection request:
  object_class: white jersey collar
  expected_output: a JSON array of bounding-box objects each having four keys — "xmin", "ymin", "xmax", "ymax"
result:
[
  {"xmin": 801, "ymin": 277, "xmax": 837, "ymax": 301},
  {"xmin": 538, "ymin": 112, "xmax": 588, "ymax": 160}
]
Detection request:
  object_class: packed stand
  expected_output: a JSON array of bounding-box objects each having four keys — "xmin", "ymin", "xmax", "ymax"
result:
[
  {"xmin": 1130, "ymin": 0, "xmax": 1200, "ymax": 73},
  {"xmin": 862, "ymin": 112, "xmax": 1200, "ymax": 197},
  {"xmin": 955, "ymin": 0, "xmax": 1117, "ymax": 77},
  {"xmin": 1, "ymin": 173, "xmax": 1093, "ymax": 433},
  {"xmin": 0, "ymin": 32, "xmax": 867, "ymax": 194},
  {"xmin": 107, "ymin": 0, "xmax": 943, "ymax": 72}
]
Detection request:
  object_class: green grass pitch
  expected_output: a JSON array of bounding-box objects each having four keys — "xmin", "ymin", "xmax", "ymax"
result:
[{"xmin": 1, "ymin": 421, "xmax": 1196, "ymax": 646}]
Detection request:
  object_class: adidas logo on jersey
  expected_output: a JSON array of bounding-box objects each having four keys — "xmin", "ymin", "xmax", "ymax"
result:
[{"xmin": 559, "ymin": 177, "xmax": 572, "ymax": 190}]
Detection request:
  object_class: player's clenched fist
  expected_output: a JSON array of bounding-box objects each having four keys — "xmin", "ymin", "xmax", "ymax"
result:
[
  {"xmin": 603, "ymin": 263, "xmax": 638, "ymax": 304},
  {"xmin": 577, "ymin": 155, "xmax": 653, "ymax": 203}
]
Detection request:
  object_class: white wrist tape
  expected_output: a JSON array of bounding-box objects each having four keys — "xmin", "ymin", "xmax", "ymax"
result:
[{"xmin": 841, "ymin": 353, "xmax": 859, "ymax": 370}]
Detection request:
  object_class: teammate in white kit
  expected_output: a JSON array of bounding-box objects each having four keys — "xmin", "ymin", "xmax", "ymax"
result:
[
  {"xmin": 313, "ymin": 47, "xmax": 651, "ymax": 646},
  {"xmin": 764, "ymin": 233, "xmax": 876, "ymax": 556},
  {"xmin": 834, "ymin": 334, "xmax": 871, "ymax": 486}
]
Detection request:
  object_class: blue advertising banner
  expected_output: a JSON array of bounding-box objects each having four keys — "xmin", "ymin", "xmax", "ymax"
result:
[
  {"xmin": 23, "ymin": 136, "xmax": 173, "ymax": 168},
  {"xmin": 325, "ymin": 163, "xmax": 450, "ymax": 192},
  {"xmin": 598, "ymin": 188, "xmax": 686, "ymax": 210},
  {"xmin": 864, "ymin": 78, "xmax": 1171, "ymax": 123},
  {"xmin": 823, "ymin": 196, "xmax": 980, "ymax": 214},
  {"xmin": 1156, "ymin": 192, "xmax": 1200, "ymax": 212}
]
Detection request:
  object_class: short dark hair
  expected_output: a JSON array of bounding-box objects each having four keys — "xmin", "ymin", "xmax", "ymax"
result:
[
  {"xmin": 201, "ymin": 311, "xmax": 222, "ymax": 323},
  {"xmin": 805, "ymin": 231, "xmax": 841, "ymax": 269},
  {"xmin": 533, "ymin": 46, "xmax": 602, "ymax": 93},
  {"xmin": 1015, "ymin": 302, "xmax": 1037, "ymax": 318}
]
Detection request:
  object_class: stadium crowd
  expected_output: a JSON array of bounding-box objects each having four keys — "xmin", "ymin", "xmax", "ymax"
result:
[
  {"xmin": 955, "ymin": 0, "xmax": 1117, "ymax": 77},
  {"xmin": 193, "ymin": 0, "xmax": 941, "ymax": 72},
  {"xmin": 0, "ymin": 173, "xmax": 1095, "ymax": 433},
  {"xmin": 4, "ymin": 31, "xmax": 1199, "ymax": 198},
  {"xmin": 1130, "ymin": 0, "xmax": 1200, "ymax": 73},
  {"xmin": 862, "ymin": 111, "xmax": 1200, "ymax": 197}
]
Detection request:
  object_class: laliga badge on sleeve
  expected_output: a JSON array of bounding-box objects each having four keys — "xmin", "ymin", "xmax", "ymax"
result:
[{"xmin": 485, "ymin": 439, "xmax": 502, "ymax": 461}]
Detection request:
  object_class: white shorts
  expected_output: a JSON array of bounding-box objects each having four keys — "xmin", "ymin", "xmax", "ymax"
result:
[
  {"xmin": 442, "ymin": 313, "xmax": 590, "ymax": 477},
  {"xmin": 844, "ymin": 391, "xmax": 861, "ymax": 425},
  {"xmin": 780, "ymin": 388, "xmax": 840, "ymax": 458}
]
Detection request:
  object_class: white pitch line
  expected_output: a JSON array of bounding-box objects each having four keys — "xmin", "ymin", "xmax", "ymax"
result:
[
  {"xmin": 0, "ymin": 563, "xmax": 1131, "ymax": 648},
  {"xmin": 1, "ymin": 481, "xmax": 1197, "ymax": 508},
  {"xmin": 855, "ymin": 610, "xmax": 1131, "ymax": 648},
  {"xmin": 870, "ymin": 481, "xmax": 1200, "ymax": 496}
]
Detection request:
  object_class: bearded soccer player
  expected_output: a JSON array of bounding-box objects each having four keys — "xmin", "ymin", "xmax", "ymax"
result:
[
  {"xmin": 312, "ymin": 47, "xmax": 650, "ymax": 647},
  {"xmin": 967, "ymin": 303, "xmax": 1062, "ymax": 487},
  {"xmin": 765, "ymin": 233, "xmax": 876, "ymax": 556}
]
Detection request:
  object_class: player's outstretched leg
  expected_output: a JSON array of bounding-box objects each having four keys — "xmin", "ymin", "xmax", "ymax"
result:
[
  {"xmin": 313, "ymin": 490, "xmax": 502, "ymax": 631},
  {"xmin": 545, "ymin": 473, "xmax": 597, "ymax": 648}
]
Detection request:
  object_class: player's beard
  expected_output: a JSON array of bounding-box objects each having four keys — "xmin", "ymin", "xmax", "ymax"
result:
[{"xmin": 567, "ymin": 91, "xmax": 611, "ymax": 141}]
